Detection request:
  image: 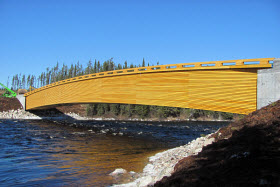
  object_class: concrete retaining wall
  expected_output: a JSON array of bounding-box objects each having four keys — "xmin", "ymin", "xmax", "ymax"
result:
[{"xmin": 257, "ymin": 58, "xmax": 280, "ymax": 109}]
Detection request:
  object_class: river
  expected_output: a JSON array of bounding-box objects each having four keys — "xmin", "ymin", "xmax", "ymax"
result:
[{"xmin": 0, "ymin": 119, "xmax": 228, "ymax": 186}]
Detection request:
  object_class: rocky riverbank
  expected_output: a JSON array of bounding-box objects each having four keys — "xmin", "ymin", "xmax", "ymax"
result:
[
  {"xmin": 111, "ymin": 100, "xmax": 280, "ymax": 186},
  {"xmin": 0, "ymin": 108, "xmax": 232, "ymax": 124},
  {"xmin": 0, "ymin": 108, "xmax": 88, "ymax": 120},
  {"xmin": 111, "ymin": 133, "xmax": 216, "ymax": 186},
  {"xmin": 0, "ymin": 108, "xmax": 230, "ymax": 124},
  {"xmin": 154, "ymin": 101, "xmax": 280, "ymax": 186}
]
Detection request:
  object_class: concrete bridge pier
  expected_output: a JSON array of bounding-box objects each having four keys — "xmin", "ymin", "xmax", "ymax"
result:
[{"xmin": 257, "ymin": 58, "xmax": 280, "ymax": 109}]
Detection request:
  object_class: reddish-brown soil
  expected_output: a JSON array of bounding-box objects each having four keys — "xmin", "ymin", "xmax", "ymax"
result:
[
  {"xmin": 0, "ymin": 98, "xmax": 23, "ymax": 112},
  {"xmin": 154, "ymin": 101, "xmax": 280, "ymax": 187}
]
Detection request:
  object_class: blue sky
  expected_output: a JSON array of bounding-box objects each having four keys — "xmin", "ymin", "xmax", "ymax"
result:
[{"xmin": 0, "ymin": 0, "xmax": 279, "ymax": 87}]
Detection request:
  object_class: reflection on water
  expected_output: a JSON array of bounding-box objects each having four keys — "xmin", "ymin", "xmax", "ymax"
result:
[{"xmin": 0, "ymin": 120, "xmax": 227, "ymax": 186}]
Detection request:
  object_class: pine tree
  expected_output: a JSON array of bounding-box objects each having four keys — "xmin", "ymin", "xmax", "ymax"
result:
[
  {"xmin": 69, "ymin": 64, "xmax": 74, "ymax": 78},
  {"xmin": 86, "ymin": 60, "xmax": 92, "ymax": 74},
  {"xmin": 103, "ymin": 61, "xmax": 109, "ymax": 71},
  {"xmin": 22, "ymin": 75, "xmax": 26, "ymax": 89},
  {"xmin": 124, "ymin": 61, "xmax": 128, "ymax": 69},
  {"xmin": 97, "ymin": 61, "xmax": 100, "ymax": 73},
  {"xmin": 45, "ymin": 68, "xmax": 50, "ymax": 85},
  {"xmin": 108, "ymin": 58, "xmax": 114, "ymax": 71},
  {"xmin": 142, "ymin": 58, "xmax": 145, "ymax": 67},
  {"xmin": 94, "ymin": 60, "xmax": 97, "ymax": 73},
  {"xmin": 117, "ymin": 63, "xmax": 122, "ymax": 70}
]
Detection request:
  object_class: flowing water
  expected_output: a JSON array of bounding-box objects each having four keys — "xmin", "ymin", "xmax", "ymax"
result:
[{"xmin": 0, "ymin": 119, "xmax": 228, "ymax": 186}]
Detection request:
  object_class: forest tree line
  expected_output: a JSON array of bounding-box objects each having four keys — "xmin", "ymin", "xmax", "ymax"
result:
[
  {"xmin": 9, "ymin": 58, "xmax": 237, "ymax": 120},
  {"xmin": 9, "ymin": 58, "xmax": 154, "ymax": 90}
]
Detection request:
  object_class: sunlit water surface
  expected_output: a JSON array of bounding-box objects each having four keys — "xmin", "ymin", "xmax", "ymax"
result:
[{"xmin": 0, "ymin": 120, "xmax": 228, "ymax": 186}]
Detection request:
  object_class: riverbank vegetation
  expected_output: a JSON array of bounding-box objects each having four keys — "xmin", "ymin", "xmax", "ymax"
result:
[
  {"xmin": 8, "ymin": 58, "xmax": 239, "ymax": 120},
  {"xmin": 85, "ymin": 103, "xmax": 239, "ymax": 121}
]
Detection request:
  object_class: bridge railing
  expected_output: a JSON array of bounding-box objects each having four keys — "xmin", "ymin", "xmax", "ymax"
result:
[{"xmin": 24, "ymin": 58, "xmax": 274, "ymax": 97}]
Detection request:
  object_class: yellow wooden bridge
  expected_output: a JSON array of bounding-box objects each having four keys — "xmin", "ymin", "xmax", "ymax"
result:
[{"xmin": 24, "ymin": 58, "xmax": 275, "ymax": 114}]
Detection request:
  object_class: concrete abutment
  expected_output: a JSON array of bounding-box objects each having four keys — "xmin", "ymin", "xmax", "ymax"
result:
[
  {"xmin": 257, "ymin": 58, "xmax": 280, "ymax": 109},
  {"xmin": 16, "ymin": 94, "xmax": 26, "ymax": 110}
]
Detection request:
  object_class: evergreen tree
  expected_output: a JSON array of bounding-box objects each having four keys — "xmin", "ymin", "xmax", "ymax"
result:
[
  {"xmin": 103, "ymin": 61, "xmax": 109, "ymax": 71},
  {"xmin": 135, "ymin": 105, "xmax": 150, "ymax": 118},
  {"xmin": 142, "ymin": 58, "xmax": 145, "ymax": 67},
  {"xmin": 22, "ymin": 75, "xmax": 26, "ymax": 89},
  {"xmin": 97, "ymin": 104, "xmax": 105, "ymax": 115},
  {"xmin": 117, "ymin": 63, "xmax": 122, "ymax": 70},
  {"xmin": 110, "ymin": 104, "xmax": 120, "ymax": 116},
  {"xmin": 124, "ymin": 61, "xmax": 128, "ymax": 69},
  {"xmin": 69, "ymin": 64, "xmax": 74, "ymax": 78},
  {"xmin": 97, "ymin": 61, "xmax": 100, "ymax": 73},
  {"xmin": 109, "ymin": 58, "xmax": 114, "ymax": 71},
  {"xmin": 45, "ymin": 68, "xmax": 50, "ymax": 85},
  {"xmin": 86, "ymin": 60, "xmax": 92, "ymax": 74},
  {"xmin": 74, "ymin": 65, "xmax": 77, "ymax": 77},
  {"xmin": 94, "ymin": 60, "xmax": 97, "ymax": 73}
]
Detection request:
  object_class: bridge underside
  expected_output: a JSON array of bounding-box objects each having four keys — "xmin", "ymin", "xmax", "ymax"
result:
[{"xmin": 25, "ymin": 68, "xmax": 259, "ymax": 114}]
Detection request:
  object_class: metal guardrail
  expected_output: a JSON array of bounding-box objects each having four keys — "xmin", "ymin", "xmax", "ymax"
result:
[{"xmin": 24, "ymin": 58, "xmax": 274, "ymax": 97}]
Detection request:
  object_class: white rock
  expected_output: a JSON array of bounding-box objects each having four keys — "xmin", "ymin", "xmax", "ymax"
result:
[
  {"xmin": 129, "ymin": 171, "xmax": 136, "ymax": 175},
  {"xmin": 109, "ymin": 168, "xmax": 127, "ymax": 176},
  {"xmin": 143, "ymin": 164, "xmax": 154, "ymax": 175},
  {"xmin": 138, "ymin": 175, "xmax": 153, "ymax": 187},
  {"xmin": 194, "ymin": 148, "xmax": 202, "ymax": 154},
  {"xmin": 204, "ymin": 137, "xmax": 215, "ymax": 146}
]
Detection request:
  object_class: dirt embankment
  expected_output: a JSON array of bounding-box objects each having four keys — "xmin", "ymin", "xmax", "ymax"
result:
[
  {"xmin": 0, "ymin": 97, "xmax": 86, "ymax": 116},
  {"xmin": 0, "ymin": 98, "xmax": 23, "ymax": 112},
  {"xmin": 154, "ymin": 101, "xmax": 280, "ymax": 187}
]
